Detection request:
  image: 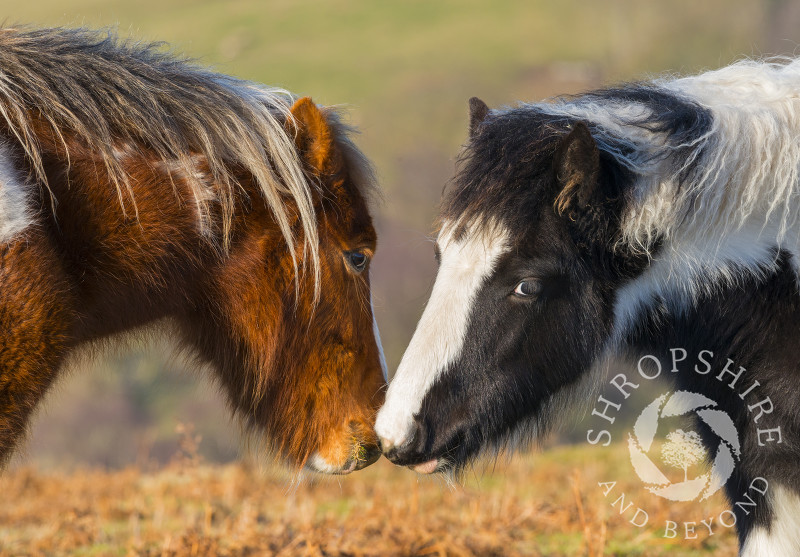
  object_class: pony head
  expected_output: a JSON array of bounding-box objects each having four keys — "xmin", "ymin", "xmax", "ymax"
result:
[
  {"xmin": 181, "ymin": 98, "xmax": 386, "ymax": 474},
  {"xmin": 376, "ymin": 97, "xmax": 652, "ymax": 474},
  {"xmin": 0, "ymin": 28, "xmax": 387, "ymax": 474}
]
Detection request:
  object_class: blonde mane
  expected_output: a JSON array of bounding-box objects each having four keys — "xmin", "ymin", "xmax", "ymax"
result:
[{"xmin": 0, "ymin": 26, "xmax": 341, "ymax": 289}]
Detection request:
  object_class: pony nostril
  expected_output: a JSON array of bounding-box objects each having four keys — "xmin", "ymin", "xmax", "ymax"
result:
[{"xmin": 379, "ymin": 432, "xmax": 416, "ymax": 464}]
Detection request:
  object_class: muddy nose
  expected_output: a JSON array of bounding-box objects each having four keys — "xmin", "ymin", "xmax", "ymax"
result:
[
  {"xmin": 377, "ymin": 435, "xmax": 395, "ymax": 455},
  {"xmin": 377, "ymin": 436, "xmax": 395, "ymax": 459},
  {"xmin": 379, "ymin": 432, "xmax": 413, "ymax": 464},
  {"xmin": 377, "ymin": 431, "xmax": 413, "ymax": 461},
  {"xmin": 355, "ymin": 444, "xmax": 382, "ymax": 470}
]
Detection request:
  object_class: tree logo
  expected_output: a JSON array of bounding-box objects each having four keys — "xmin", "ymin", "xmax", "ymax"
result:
[{"xmin": 627, "ymin": 391, "xmax": 741, "ymax": 502}]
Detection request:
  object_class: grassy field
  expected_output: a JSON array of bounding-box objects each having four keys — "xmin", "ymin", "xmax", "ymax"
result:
[{"xmin": 1, "ymin": 444, "xmax": 739, "ymax": 556}]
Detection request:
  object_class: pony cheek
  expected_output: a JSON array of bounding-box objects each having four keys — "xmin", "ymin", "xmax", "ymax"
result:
[{"xmin": 301, "ymin": 345, "xmax": 381, "ymax": 470}]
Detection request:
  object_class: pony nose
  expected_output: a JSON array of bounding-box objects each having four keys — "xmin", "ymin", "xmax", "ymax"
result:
[
  {"xmin": 379, "ymin": 435, "xmax": 407, "ymax": 464},
  {"xmin": 375, "ymin": 412, "xmax": 416, "ymax": 457},
  {"xmin": 377, "ymin": 429, "xmax": 411, "ymax": 460},
  {"xmin": 380, "ymin": 429, "xmax": 439, "ymax": 474},
  {"xmin": 377, "ymin": 435, "xmax": 396, "ymax": 458},
  {"xmin": 379, "ymin": 421, "xmax": 421, "ymax": 458},
  {"xmin": 356, "ymin": 444, "xmax": 382, "ymax": 470}
]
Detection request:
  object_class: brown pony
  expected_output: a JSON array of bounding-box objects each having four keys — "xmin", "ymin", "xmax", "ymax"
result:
[{"xmin": 0, "ymin": 27, "xmax": 386, "ymax": 474}]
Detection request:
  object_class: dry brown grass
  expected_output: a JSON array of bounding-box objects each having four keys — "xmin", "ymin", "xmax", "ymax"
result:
[{"xmin": 0, "ymin": 443, "xmax": 739, "ymax": 556}]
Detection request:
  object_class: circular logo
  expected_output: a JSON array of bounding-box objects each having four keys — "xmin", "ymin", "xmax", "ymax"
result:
[{"xmin": 627, "ymin": 390, "xmax": 741, "ymax": 502}]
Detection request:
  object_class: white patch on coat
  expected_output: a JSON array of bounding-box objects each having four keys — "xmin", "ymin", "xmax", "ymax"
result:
[
  {"xmin": 306, "ymin": 453, "xmax": 339, "ymax": 474},
  {"xmin": 0, "ymin": 142, "xmax": 33, "ymax": 242},
  {"xmin": 375, "ymin": 221, "xmax": 510, "ymax": 451},
  {"xmin": 741, "ymin": 484, "xmax": 800, "ymax": 557}
]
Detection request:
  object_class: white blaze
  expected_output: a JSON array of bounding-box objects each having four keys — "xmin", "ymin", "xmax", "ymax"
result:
[{"xmin": 375, "ymin": 221, "xmax": 510, "ymax": 450}]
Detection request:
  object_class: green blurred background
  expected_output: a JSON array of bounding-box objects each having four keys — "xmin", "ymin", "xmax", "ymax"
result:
[{"xmin": 2, "ymin": 0, "xmax": 796, "ymax": 469}]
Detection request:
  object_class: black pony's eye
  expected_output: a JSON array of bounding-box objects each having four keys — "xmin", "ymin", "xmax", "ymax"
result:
[
  {"xmin": 346, "ymin": 251, "xmax": 369, "ymax": 273},
  {"xmin": 512, "ymin": 279, "xmax": 542, "ymax": 298}
]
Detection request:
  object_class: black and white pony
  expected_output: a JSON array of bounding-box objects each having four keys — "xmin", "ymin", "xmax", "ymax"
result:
[{"xmin": 376, "ymin": 60, "xmax": 800, "ymax": 555}]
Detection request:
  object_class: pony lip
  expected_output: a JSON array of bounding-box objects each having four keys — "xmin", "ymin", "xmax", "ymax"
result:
[
  {"xmin": 305, "ymin": 455, "xmax": 358, "ymax": 475},
  {"xmin": 338, "ymin": 459, "xmax": 359, "ymax": 475},
  {"xmin": 329, "ymin": 449, "xmax": 381, "ymax": 475},
  {"xmin": 411, "ymin": 459, "xmax": 439, "ymax": 474}
]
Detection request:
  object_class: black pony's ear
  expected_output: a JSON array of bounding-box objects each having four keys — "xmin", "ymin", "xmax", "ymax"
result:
[
  {"xmin": 553, "ymin": 123, "xmax": 645, "ymax": 266},
  {"xmin": 468, "ymin": 97, "xmax": 490, "ymax": 138},
  {"xmin": 553, "ymin": 122, "xmax": 600, "ymax": 215}
]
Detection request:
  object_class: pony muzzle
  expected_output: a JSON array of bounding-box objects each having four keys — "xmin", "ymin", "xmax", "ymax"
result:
[
  {"xmin": 306, "ymin": 443, "xmax": 381, "ymax": 475},
  {"xmin": 305, "ymin": 419, "xmax": 382, "ymax": 475},
  {"xmin": 381, "ymin": 443, "xmax": 440, "ymax": 475}
]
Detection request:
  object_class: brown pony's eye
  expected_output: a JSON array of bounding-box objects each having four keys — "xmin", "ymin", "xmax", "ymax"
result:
[{"xmin": 346, "ymin": 250, "xmax": 369, "ymax": 273}]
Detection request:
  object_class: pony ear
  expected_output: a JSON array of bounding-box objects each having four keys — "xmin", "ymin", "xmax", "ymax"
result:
[
  {"xmin": 468, "ymin": 97, "xmax": 490, "ymax": 138},
  {"xmin": 289, "ymin": 97, "xmax": 333, "ymax": 174},
  {"xmin": 553, "ymin": 122, "xmax": 600, "ymax": 215}
]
